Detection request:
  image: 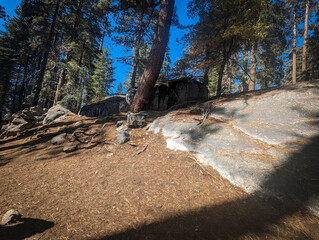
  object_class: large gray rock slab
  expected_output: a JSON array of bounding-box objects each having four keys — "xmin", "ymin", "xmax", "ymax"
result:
[
  {"xmin": 211, "ymin": 82, "xmax": 319, "ymax": 148},
  {"xmin": 149, "ymin": 81, "xmax": 319, "ymax": 216}
]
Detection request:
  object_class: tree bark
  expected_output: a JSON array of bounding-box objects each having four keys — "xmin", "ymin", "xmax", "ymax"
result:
[
  {"xmin": 53, "ymin": 51, "xmax": 71, "ymax": 105},
  {"xmin": 216, "ymin": 58, "xmax": 227, "ymax": 97},
  {"xmin": 130, "ymin": 45, "xmax": 140, "ymax": 88},
  {"xmin": 292, "ymin": 7, "xmax": 297, "ymax": 85},
  {"xmin": 249, "ymin": 44, "xmax": 256, "ymax": 91},
  {"xmin": 302, "ymin": 0, "xmax": 310, "ymax": 75},
  {"xmin": 130, "ymin": 15, "xmax": 144, "ymax": 89},
  {"xmin": 32, "ymin": 0, "xmax": 61, "ymax": 106},
  {"xmin": 130, "ymin": 0, "xmax": 174, "ymax": 113}
]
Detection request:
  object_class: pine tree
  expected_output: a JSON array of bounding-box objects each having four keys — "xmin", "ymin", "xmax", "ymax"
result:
[
  {"xmin": 130, "ymin": 0, "xmax": 175, "ymax": 112},
  {"xmin": 116, "ymin": 82, "xmax": 124, "ymax": 95},
  {"xmin": 87, "ymin": 48, "xmax": 115, "ymax": 102}
]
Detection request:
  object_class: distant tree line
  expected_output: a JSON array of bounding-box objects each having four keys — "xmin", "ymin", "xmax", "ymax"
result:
[{"xmin": 174, "ymin": 0, "xmax": 319, "ymax": 97}]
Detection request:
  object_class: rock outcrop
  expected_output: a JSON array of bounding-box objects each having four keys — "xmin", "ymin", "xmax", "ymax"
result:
[
  {"xmin": 0, "ymin": 106, "xmax": 47, "ymax": 137},
  {"xmin": 147, "ymin": 78, "xmax": 208, "ymax": 111},
  {"xmin": 43, "ymin": 105, "xmax": 73, "ymax": 125},
  {"xmin": 80, "ymin": 96, "xmax": 125, "ymax": 118},
  {"xmin": 79, "ymin": 78, "xmax": 208, "ymax": 118}
]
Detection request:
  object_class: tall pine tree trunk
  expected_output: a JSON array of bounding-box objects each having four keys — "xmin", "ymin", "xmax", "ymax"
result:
[
  {"xmin": 292, "ymin": 7, "xmax": 297, "ymax": 85},
  {"xmin": 32, "ymin": 0, "xmax": 61, "ymax": 106},
  {"xmin": 249, "ymin": 44, "xmax": 256, "ymax": 91},
  {"xmin": 130, "ymin": 0, "xmax": 174, "ymax": 113},
  {"xmin": 302, "ymin": 0, "xmax": 310, "ymax": 76}
]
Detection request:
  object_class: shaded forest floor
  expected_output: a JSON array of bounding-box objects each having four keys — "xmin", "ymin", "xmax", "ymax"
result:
[{"xmin": 1, "ymin": 85, "xmax": 319, "ymax": 239}]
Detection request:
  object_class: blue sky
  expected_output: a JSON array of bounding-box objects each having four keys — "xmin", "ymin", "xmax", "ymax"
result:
[{"xmin": 0, "ymin": 0, "xmax": 195, "ymax": 93}]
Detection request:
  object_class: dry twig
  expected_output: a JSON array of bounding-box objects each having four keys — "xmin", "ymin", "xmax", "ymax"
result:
[
  {"xmin": 137, "ymin": 144, "xmax": 148, "ymax": 155},
  {"xmin": 196, "ymin": 104, "xmax": 213, "ymax": 126},
  {"xmin": 129, "ymin": 142, "xmax": 138, "ymax": 147}
]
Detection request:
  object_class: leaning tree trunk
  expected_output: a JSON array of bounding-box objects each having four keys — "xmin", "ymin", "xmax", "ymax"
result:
[
  {"xmin": 302, "ymin": 0, "xmax": 310, "ymax": 76},
  {"xmin": 32, "ymin": 0, "xmax": 61, "ymax": 106},
  {"xmin": 292, "ymin": 7, "xmax": 297, "ymax": 85},
  {"xmin": 249, "ymin": 44, "xmax": 256, "ymax": 91},
  {"xmin": 130, "ymin": 0, "xmax": 175, "ymax": 113}
]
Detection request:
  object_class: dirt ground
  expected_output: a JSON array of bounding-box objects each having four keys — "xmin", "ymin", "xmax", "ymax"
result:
[{"xmin": 0, "ymin": 111, "xmax": 319, "ymax": 240}]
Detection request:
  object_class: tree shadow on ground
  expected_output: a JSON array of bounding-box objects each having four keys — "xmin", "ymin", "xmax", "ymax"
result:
[
  {"xmin": 94, "ymin": 133, "xmax": 319, "ymax": 240},
  {"xmin": 0, "ymin": 218, "xmax": 54, "ymax": 240},
  {"xmin": 0, "ymin": 120, "xmax": 79, "ymax": 146},
  {"xmin": 0, "ymin": 121, "xmax": 101, "ymax": 153}
]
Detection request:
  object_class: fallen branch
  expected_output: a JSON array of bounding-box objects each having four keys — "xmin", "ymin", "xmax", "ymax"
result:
[
  {"xmin": 104, "ymin": 140, "xmax": 115, "ymax": 145},
  {"xmin": 129, "ymin": 142, "xmax": 138, "ymax": 147},
  {"xmin": 196, "ymin": 104, "xmax": 213, "ymax": 126},
  {"xmin": 137, "ymin": 144, "xmax": 148, "ymax": 155}
]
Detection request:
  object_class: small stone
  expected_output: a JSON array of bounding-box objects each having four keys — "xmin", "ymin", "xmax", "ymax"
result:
[
  {"xmin": 75, "ymin": 121, "xmax": 83, "ymax": 126},
  {"xmin": 1, "ymin": 209, "xmax": 21, "ymax": 225},
  {"xmin": 63, "ymin": 142, "xmax": 78, "ymax": 153},
  {"xmin": 116, "ymin": 121, "xmax": 124, "ymax": 128},
  {"xmin": 117, "ymin": 130, "xmax": 130, "ymax": 144},
  {"xmin": 51, "ymin": 133, "xmax": 67, "ymax": 145},
  {"xmin": 117, "ymin": 125, "xmax": 128, "ymax": 132},
  {"xmin": 127, "ymin": 112, "xmax": 147, "ymax": 128}
]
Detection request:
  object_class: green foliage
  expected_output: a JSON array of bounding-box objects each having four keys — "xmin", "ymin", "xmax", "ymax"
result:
[
  {"xmin": 116, "ymin": 82, "xmax": 124, "ymax": 95},
  {"xmin": 86, "ymin": 48, "xmax": 115, "ymax": 102}
]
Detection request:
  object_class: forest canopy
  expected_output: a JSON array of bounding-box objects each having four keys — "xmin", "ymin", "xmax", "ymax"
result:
[{"xmin": 0, "ymin": 0, "xmax": 318, "ymax": 118}]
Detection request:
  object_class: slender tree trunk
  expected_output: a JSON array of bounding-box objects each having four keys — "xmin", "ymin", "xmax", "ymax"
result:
[
  {"xmin": 217, "ymin": 58, "xmax": 227, "ymax": 97},
  {"xmin": 241, "ymin": 50, "xmax": 249, "ymax": 92},
  {"xmin": 130, "ymin": 15, "xmax": 144, "ymax": 89},
  {"xmin": 53, "ymin": 51, "xmax": 71, "ymax": 105},
  {"xmin": 130, "ymin": 0, "xmax": 174, "ymax": 113},
  {"xmin": 12, "ymin": 66, "xmax": 22, "ymax": 113},
  {"xmin": 99, "ymin": 14, "xmax": 108, "ymax": 52},
  {"xmin": 54, "ymin": 0, "xmax": 83, "ymax": 105},
  {"xmin": 32, "ymin": 0, "xmax": 61, "ymax": 106},
  {"xmin": 302, "ymin": 0, "xmax": 310, "ymax": 76},
  {"xmin": 18, "ymin": 56, "xmax": 29, "ymax": 110},
  {"xmin": 130, "ymin": 45, "xmax": 140, "ymax": 88},
  {"xmin": 0, "ymin": 82, "xmax": 8, "ymax": 121},
  {"xmin": 203, "ymin": 69, "xmax": 209, "ymax": 86},
  {"xmin": 249, "ymin": 44, "xmax": 256, "ymax": 91},
  {"xmin": 292, "ymin": 7, "xmax": 297, "ymax": 85}
]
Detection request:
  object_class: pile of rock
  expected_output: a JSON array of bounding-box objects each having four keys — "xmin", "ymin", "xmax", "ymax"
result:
[
  {"xmin": 43, "ymin": 105, "xmax": 73, "ymax": 125},
  {"xmin": 0, "ymin": 105, "xmax": 74, "ymax": 138},
  {"xmin": 0, "ymin": 106, "xmax": 47, "ymax": 137}
]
